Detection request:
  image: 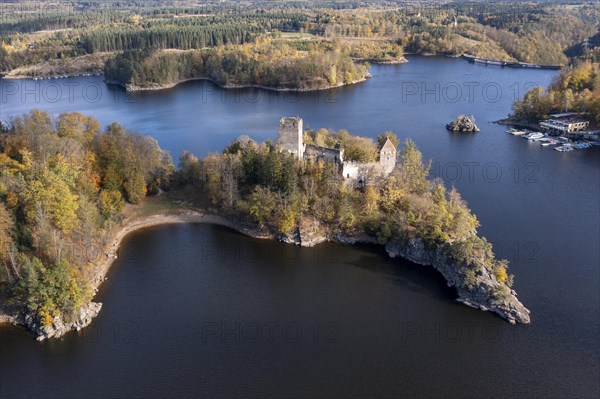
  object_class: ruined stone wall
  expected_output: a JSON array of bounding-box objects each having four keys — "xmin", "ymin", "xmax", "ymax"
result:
[
  {"xmin": 342, "ymin": 159, "xmax": 396, "ymax": 181},
  {"xmin": 378, "ymin": 154, "xmax": 396, "ymax": 175}
]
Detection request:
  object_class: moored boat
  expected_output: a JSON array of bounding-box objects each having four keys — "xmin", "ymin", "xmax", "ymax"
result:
[
  {"xmin": 541, "ymin": 140, "xmax": 558, "ymax": 146},
  {"xmin": 555, "ymin": 145, "xmax": 574, "ymax": 152},
  {"xmin": 527, "ymin": 133, "xmax": 545, "ymax": 140},
  {"xmin": 507, "ymin": 128, "xmax": 526, "ymax": 135}
]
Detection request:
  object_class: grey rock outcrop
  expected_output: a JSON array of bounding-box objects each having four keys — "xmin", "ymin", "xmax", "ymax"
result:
[
  {"xmin": 23, "ymin": 302, "xmax": 103, "ymax": 341},
  {"xmin": 385, "ymin": 238, "xmax": 530, "ymax": 324},
  {"xmin": 298, "ymin": 217, "xmax": 328, "ymax": 247},
  {"xmin": 292, "ymin": 222, "xmax": 529, "ymax": 324},
  {"xmin": 17, "ymin": 214, "xmax": 529, "ymax": 341}
]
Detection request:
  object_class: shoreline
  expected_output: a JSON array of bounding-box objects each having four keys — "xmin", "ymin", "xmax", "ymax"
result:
[
  {"xmin": 89, "ymin": 210, "xmax": 272, "ymax": 293},
  {"xmin": 1, "ymin": 201, "xmax": 531, "ymax": 337},
  {"xmin": 104, "ymin": 211, "xmax": 531, "ymax": 326},
  {"xmin": 109, "ymin": 74, "xmax": 372, "ymax": 93},
  {"xmin": 0, "ymin": 56, "xmax": 404, "ymax": 84},
  {"xmin": 0, "ymin": 209, "xmax": 273, "ymax": 337},
  {"xmin": 1, "ymin": 72, "xmax": 372, "ymax": 93},
  {"xmin": 352, "ymin": 57, "xmax": 408, "ymax": 65},
  {"xmin": 0, "ymin": 210, "xmax": 270, "ymax": 319},
  {"xmin": 494, "ymin": 117, "xmax": 543, "ymax": 131},
  {"xmin": 461, "ymin": 53, "xmax": 563, "ymax": 70},
  {"xmin": 0, "ymin": 52, "xmax": 114, "ymax": 80},
  {"xmin": 2, "ymin": 72, "xmax": 102, "ymax": 80},
  {"xmin": 403, "ymin": 52, "xmax": 462, "ymax": 58},
  {"xmin": 1, "ymin": 72, "xmax": 369, "ymax": 92}
]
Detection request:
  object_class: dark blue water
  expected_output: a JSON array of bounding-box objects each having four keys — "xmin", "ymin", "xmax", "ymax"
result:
[
  {"xmin": 0, "ymin": 56, "xmax": 559, "ymax": 157},
  {"xmin": 1, "ymin": 56, "xmax": 598, "ymax": 398}
]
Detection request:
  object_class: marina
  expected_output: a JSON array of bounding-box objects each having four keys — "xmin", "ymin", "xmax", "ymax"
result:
[
  {"xmin": 506, "ymin": 112, "xmax": 599, "ymax": 153},
  {"xmin": 507, "ymin": 128, "xmax": 598, "ymax": 152}
]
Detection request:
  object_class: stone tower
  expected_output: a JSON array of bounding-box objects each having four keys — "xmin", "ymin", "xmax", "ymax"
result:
[
  {"xmin": 277, "ymin": 117, "xmax": 304, "ymax": 158},
  {"xmin": 378, "ymin": 138, "xmax": 397, "ymax": 174}
]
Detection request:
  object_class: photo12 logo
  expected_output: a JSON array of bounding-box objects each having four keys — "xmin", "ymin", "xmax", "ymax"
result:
[
  {"xmin": 429, "ymin": 161, "xmax": 540, "ymax": 184},
  {"xmin": 1, "ymin": 81, "xmax": 114, "ymax": 105},
  {"xmin": 401, "ymin": 81, "xmax": 540, "ymax": 104}
]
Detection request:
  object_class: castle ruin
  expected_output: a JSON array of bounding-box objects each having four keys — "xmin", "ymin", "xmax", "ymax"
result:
[
  {"xmin": 276, "ymin": 117, "xmax": 397, "ymax": 182},
  {"xmin": 277, "ymin": 117, "xmax": 304, "ymax": 158}
]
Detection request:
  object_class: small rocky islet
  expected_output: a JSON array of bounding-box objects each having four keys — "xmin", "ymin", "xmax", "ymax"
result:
[{"xmin": 446, "ymin": 115, "xmax": 480, "ymax": 132}]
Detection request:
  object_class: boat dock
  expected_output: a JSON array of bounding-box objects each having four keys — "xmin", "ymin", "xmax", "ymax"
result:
[
  {"xmin": 506, "ymin": 128, "xmax": 600, "ymax": 152},
  {"xmin": 462, "ymin": 54, "xmax": 562, "ymax": 70}
]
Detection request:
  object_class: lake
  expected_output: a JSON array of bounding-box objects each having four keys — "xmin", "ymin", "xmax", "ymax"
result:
[{"xmin": 1, "ymin": 56, "xmax": 598, "ymax": 398}]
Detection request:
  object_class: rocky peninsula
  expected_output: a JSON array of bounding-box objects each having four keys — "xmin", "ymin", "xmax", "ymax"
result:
[
  {"xmin": 0, "ymin": 113, "xmax": 530, "ymax": 341},
  {"xmin": 266, "ymin": 216, "xmax": 530, "ymax": 324},
  {"xmin": 2, "ymin": 198, "xmax": 530, "ymax": 340}
]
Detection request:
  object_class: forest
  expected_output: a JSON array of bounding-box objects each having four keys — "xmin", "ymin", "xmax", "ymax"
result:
[
  {"xmin": 1, "ymin": 110, "xmax": 517, "ymax": 328},
  {"xmin": 511, "ymin": 61, "xmax": 600, "ymax": 124},
  {"xmin": 1, "ymin": 1, "xmax": 599, "ymax": 78},
  {"xmin": 0, "ymin": 110, "xmax": 173, "ymax": 326},
  {"xmin": 104, "ymin": 40, "xmax": 370, "ymax": 90},
  {"xmin": 177, "ymin": 132, "xmax": 515, "ymax": 298}
]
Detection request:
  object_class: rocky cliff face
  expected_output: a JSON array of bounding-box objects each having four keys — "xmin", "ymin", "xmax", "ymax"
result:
[
  {"xmin": 384, "ymin": 238, "xmax": 530, "ymax": 324},
  {"xmin": 13, "ymin": 216, "xmax": 529, "ymax": 340},
  {"xmin": 294, "ymin": 225, "xmax": 530, "ymax": 324},
  {"xmin": 22, "ymin": 302, "xmax": 102, "ymax": 341}
]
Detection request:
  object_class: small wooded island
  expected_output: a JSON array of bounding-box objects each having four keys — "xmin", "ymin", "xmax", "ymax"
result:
[{"xmin": 0, "ymin": 111, "xmax": 530, "ymax": 340}]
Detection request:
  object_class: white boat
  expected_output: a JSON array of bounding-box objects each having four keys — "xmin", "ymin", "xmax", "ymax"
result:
[
  {"xmin": 527, "ymin": 133, "xmax": 545, "ymax": 140},
  {"xmin": 508, "ymin": 129, "xmax": 526, "ymax": 135},
  {"xmin": 541, "ymin": 140, "xmax": 557, "ymax": 146},
  {"xmin": 555, "ymin": 145, "xmax": 574, "ymax": 152}
]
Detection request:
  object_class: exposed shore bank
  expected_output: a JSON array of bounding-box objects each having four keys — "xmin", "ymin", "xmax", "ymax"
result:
[
  {"xmin": 0, "ymin": 54, "xmax": 403, "ymax": 84},
  {"xmin": 494, "ymin": 117, "xmax": 542, "ymax": 131},
  {"xmin": 1, "ymin": 201, "xmax": 530, "ymax": 340},
  {"xmin": 108, "ymin": 74, "xmax": 372, "ymax": 93},
  {"xmin": 0, "ymin": 210, "xmax": 271, "ymax": 340},
  {"xmin": 352, "ymin": 56, "xmax": 408, "ymax": 65},
  {"xmin": 2, "ymin": 72, "xmax": 102, "ymax": 80},
  {"xmin": 0, "ymin": 52, "xmax": 114, "ymax": 80},
  {"xmin": 1, "ymin": 72, "xmax": 369, "ymax": 92}
]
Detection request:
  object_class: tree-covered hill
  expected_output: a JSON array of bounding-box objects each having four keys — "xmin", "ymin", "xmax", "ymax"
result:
[
  {"xmin": 511, "ymin": 61, "xmax": 600, "ymax": 124},
  {"xmin": 1, "ymin": 1, "xmax": 598, "ymax": 77},
  {"xmin": 0, "ymin": 111, "xmax": 173, "ymax": 326},
  {"xmin": 104, "ymin": 41, "xmax": 370, "ymax": 91}
]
